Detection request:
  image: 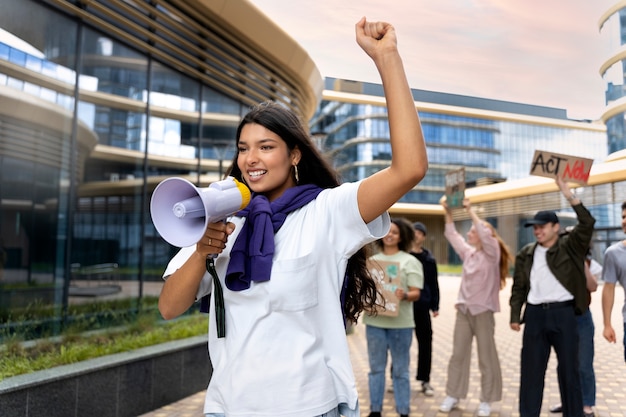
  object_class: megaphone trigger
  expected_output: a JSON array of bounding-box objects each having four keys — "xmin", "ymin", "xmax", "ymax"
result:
[{"xmin": 150, "ymin": 176, "xmax": 251, "ymax": 247}]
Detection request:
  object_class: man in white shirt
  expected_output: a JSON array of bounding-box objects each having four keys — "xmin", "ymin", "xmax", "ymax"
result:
[{"xmin": 510, "ymin": 178, "xmax": 595, "ymax": 417}]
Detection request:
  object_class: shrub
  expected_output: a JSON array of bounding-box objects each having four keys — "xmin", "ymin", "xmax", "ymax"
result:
[{"xmin": 0, "ymin": 312, "xmax": 208, "ymax": 381}]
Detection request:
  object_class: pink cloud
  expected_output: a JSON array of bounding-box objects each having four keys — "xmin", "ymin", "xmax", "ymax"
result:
[{"xmin": 251, "ymin": 0, "xmax": 612, "ymax": 119}]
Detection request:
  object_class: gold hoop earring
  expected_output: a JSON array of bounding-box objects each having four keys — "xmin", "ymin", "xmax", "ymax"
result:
[{"xmin": 294, "ymin": 165, "xmax": 299, "ymax": 184}]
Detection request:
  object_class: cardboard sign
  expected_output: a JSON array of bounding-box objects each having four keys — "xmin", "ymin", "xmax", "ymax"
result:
[
  {"xmin": 366, "ymin": 259, "xmax": 400, "ymax": 317},
  {"xmin": 445, "ymin": 168, "xmax": 466, "ymax": 208},
  {"xmin": 529, "ymin": 150, "xmax": 593, "ymax": 185}
]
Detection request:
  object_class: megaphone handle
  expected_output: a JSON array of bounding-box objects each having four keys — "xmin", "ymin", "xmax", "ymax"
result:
[{"xmin": 205, "ymin": 255, "xmax": 226, "ymax": 338}]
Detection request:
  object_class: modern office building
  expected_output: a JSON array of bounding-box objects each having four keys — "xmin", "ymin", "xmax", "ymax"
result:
[
  {"xmin": 309, "ymin": 78, "xmax": 620, "ymax": 262},
  {"xmin": 598, "ymin": 3, "xmax": 626, "ymax": 255},
  {"xmin": 0, "ymin": 0, "xmax": 323, "ymax": 339},
  {"xmin": 311, "ymin": 78, "xmax": 608, "ymax": 206},
  {"xmin": 1, "ymin": 0, "xmax": 625, "ymax": 341},
  {"xmin": 600, "ymin": 2, "xmax": 626, "ymax": 153}
]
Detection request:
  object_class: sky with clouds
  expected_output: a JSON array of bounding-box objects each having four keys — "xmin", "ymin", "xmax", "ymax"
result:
[{"xmin": 249, "ymin": 0, "xmax": 614, "ymax": 121}]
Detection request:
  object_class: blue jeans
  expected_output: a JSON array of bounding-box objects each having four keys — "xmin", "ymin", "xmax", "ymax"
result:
[
  {"xmin": 576, "ymin": 310, "xmax": 595, "ymax": 407},
  {"xmin": 623, "ymin": 322, "xmax": 626, "ymax": 363},
  {"xmin": 365, "ymin": 325, "xmax": 413, "ymax": 415}
]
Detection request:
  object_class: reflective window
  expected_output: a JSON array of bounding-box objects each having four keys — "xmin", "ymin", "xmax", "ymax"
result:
[
  {"xmin": 0, "ymin": 0, "xmax": 79, "ymax": 339},
  {"xmin": 0, "ymin": 0, "xmax": 251, "ymax": 341},
  {"xmin": 313, "ymin": 97, "xmax": 608, "ymax": 205},
  {"xmin": 599, "ymin": 8, "xmax": 626, "ymax": 154}
]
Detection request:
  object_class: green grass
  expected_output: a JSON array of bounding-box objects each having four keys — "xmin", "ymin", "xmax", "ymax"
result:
[
  {"xmin": 438, "ymin": 264, "xmax": 463, "ymax": 275},
  {"xmin": 0, "ymin": 312, "xmax": 208, "ymax": 381},
  {"xmin": 0, "ymin": 297, "xmax": 167, "ymax": 342}
]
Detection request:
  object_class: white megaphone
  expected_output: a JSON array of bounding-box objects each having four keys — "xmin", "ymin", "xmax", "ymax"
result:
[{"xmin": 150, "ymin": 176, "xmax": 251, "ymax": 247}]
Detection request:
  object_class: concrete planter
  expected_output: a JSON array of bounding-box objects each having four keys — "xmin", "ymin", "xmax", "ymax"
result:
[{"xmin": 0, "ymin": 336, "xmax": 211, "ymax": 417}]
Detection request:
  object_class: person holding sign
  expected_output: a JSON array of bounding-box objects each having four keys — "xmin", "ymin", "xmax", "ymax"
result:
[
  {"xmin": 439, "ymin": 198, "xmax": 511, "ymax": 417},
  {"xmin": 157, "ymin": 17, "xmax": 428, "ymax": 417},
  {"xmin": 510, "ymin": 177, "xmax": 595, "ymax": 417},
  {"xmin": 364, "ymin": 217, "xmax": 423, "ymax": 417}
]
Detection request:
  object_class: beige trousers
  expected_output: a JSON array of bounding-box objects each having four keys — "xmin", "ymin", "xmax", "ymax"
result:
[{"xmin": 445, "ymin": 309, "xmax": 503, "ymax": 402}]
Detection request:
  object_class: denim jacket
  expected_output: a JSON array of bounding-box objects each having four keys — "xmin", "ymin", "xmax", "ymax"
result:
[{"xmin": 509, "ymin": 203, "xmax": 595, "ymax": 324}]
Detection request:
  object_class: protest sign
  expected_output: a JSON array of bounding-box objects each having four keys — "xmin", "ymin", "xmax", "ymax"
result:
[
  {"xmin": 445, "ymin": 167, "xmax": 466, "ymax": 208},
  {"xmin": 529, "ymin": 150, "xmax": 593, "ymax": 185},
  {"xmin": 366, "ymin": 259, "xmax": 400, "ymax": 317}
]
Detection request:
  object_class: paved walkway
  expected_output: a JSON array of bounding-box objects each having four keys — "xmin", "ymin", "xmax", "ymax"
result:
[{"xmin": 140, "ymin": 276, "xmax": 626, "ymax": 417}]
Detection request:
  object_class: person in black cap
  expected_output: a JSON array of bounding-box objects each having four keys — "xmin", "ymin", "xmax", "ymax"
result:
[
  {"xmin": 410, "ymin": 221, "xmax": 440, "ymax": 397},
  {"xmin": 510, "ymin": 176, "xmax": 596, "ymax": 417}
]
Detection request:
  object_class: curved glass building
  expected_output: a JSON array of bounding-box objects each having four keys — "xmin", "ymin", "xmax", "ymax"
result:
[
  {"xmin": 599, "ymin": 2, "xmax": 626, "ymax": 153},
  {"xmin": 0, "ymin": 0, "xmax": 322, "ymax": 339}
]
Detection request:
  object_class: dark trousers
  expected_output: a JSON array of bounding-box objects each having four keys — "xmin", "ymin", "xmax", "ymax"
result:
[
  {"xmin": 520, "ymin": 302, "xmax": 582, "ymax": 417},
  {"xmin": 413, "ymin": 307, "xmax": 433, "ymax": 382}
]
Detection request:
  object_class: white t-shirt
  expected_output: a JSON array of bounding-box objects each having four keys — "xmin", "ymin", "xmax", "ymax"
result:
[
  {"xmin": 589, "ymin": 258, "xmax": 603, "ymax": 279},
  {"xmin": 527, "ymin": 244, "xmax": 573, "ymax": 304},
  {"xmin": 163, "ymin": 181, "xmax": 390, "ymax": 417}
]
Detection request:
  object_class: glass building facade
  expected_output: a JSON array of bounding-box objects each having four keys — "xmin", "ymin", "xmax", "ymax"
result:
[
  {"xmin": 311, "ymin": 79, "xmax": 623, "ymax": 265},
  {"xmin": 588, "ymin": 1, "xmax": 626, "ymax": 261},
  {"xmin": 599, "ymin": 3, "xmax": 626, "ymax": 153},
  {"xmin": 312, "ymin": 78, "xmax": 608, "ymax": 205},
  {"xmin": 0, "ymin": 0, "xmax": 321, "ymax": 340}
]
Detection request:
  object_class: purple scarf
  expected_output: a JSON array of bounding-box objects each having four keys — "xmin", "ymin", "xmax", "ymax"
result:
[{"xmin": 225, "ymin": 184, "xmax": 323, "ymax": 291}]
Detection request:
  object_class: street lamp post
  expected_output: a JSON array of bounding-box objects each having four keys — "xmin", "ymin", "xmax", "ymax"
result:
[
  {"xmin": 211, "ymin": 139, "xmax": 233, "ymax": 180},
  {"xmin": 310, "ymin": 130, "xmax": 329, "ymax": 153}
]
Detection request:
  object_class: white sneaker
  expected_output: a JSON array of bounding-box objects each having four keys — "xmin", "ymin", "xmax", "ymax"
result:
[
  {"xmin": 421, "ymin": 382, "xmax": 434, "ymax": 396},
  {"xmin": 477, "ymin": 402, "xmax": 491, "ymax": 417},
  {"xmin": 439, "ymin": 396, "xmax": 459, "ymax": 412}
]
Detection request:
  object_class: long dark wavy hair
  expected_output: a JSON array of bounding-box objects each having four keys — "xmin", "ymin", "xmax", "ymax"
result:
[{"xmin": 225, "ymin": 101, "xmax": 380, "ymax": 323}]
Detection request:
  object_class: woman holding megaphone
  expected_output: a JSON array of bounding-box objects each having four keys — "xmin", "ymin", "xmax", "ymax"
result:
[{"xmin": 158, "ymin": 17, "xmax": 427, "ymax": 417}]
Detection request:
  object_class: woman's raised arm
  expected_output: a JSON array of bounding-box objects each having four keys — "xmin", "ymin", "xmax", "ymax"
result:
[{"xmin": 355, "ymin": 17, "xmax": 428, "ymax": 223}]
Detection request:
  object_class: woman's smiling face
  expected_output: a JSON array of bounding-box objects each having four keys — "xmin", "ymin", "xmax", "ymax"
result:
[
  {"xmin": 382, "ymin": 222, "xmax": 401, "ymax": 249},
  {"xmin": 237, "ymin": 123, "xmax": 301, "ymax": 202}
]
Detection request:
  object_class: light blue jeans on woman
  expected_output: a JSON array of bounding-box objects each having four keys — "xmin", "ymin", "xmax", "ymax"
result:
[{"xmin": 365, "ymin": 325, "xmax": 413, "ymax": 415}]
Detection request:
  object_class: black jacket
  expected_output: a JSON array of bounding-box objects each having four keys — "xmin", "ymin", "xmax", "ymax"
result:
[
  {"xmin": 411, "ymin": 248, "xmax": 440, "ymax": 312},
  {"xmin": 509, "ymin": 203, "xmax": 595, "ymax": 324}
]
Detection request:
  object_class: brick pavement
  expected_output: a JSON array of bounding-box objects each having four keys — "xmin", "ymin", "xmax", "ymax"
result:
[{"xmin": 140, "ymin": 276, "xmax": 626, "ymax": 417}]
